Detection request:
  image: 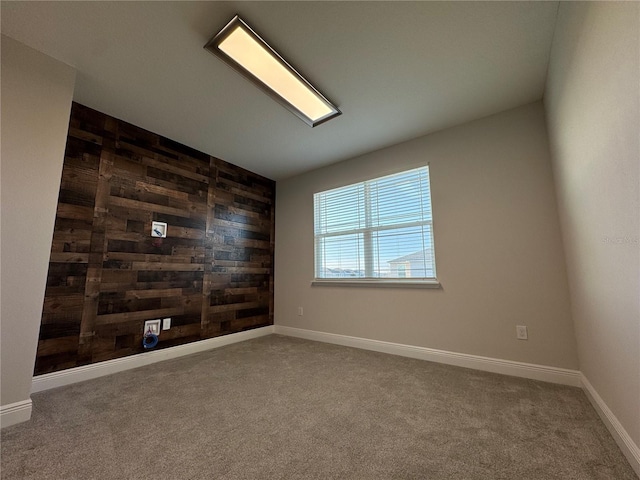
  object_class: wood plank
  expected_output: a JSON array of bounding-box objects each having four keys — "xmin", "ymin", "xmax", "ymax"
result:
[
  {"xmin": 37, "ymin": 336, "xmax": 79, "ymax": 356},
  {"xmin": 135, "ymin": 181, "xmax": 189, "ymax": 200},
  {"xmin": 210, "ymin": 266, "xmax": 271, "ymax": 274},
  {"xmin": 105, "ymin": 231, "xmax": 146, "ymax": 242},
  {"xmin": 212, "ymin": 260, "xmax": 269, "ymax": 269},
  {"xmin": 95, "ymin": 307, "xmax": 184, "ymax": 325},
  {"xmin": 105, "ymin": 252, "xmax": 196, "ymax": 264},
  {"xmin": 68, "ymin": 126, "xmax": 103, "ymax": 145},
  {"xmin": 77, "ymin": 147, "xmax": 113, "ymax": 363},
  {"xmin": 100, "ymin": 269, "xmax": 137, "ymax": 284},
  {"xmin": 111, "ymin": 155, "xmax": 148, "ymax": 179},
  {"xmin": 109, "ymin": 195, "xmax": 191, "ymax": 218},
  {"xmin": 42, "ymin": 294, "xmax": 84, "ymax": 314},
  {"xmin": 217, "ymin": 176, "xmax": 273, "ymax": 202},
  {"xmin": 131, "ymin": 262, "xmax": 204, "ymax": 272},
  {"xmin": 56, "ymin": 203, "xmax": 94, "ymax": 221},
  {"xmin": 44, "ymin": 285, "xmax": 87, "ymax": 297},
  {"xmin": 210, "ymin": 217, "xmax": 268, "ymax": 233},
  {"xmin": 224, "ymin": 287, "xmax": 259, "ymax": 295},
  {"xmin": 166, "ymin": 226, "xmax": 205, "ymax": 240},
  {"xmin": 124, "ymin": 288, "xmax": 183, "ymax": 299},
  {"xmin": 208, "ymin": 301, "xmax": 263, "ymax": 314},
  {"xmin": 52, "ymin": 231, "xmax": 93, "ymax": 243},
  {"xmin": 126, "ymin": 145, "xmax": 210, "ymax": 183},
  {"xmin": 155, "ymin": 323, "xmax": 201, "ymax": 341},
  {"xmin": 49, "ymin": 253, "xmax": 90, "ymax": 263},
  {"xmin": 108, "ymin": 206, "xmax": 152, "ymax": 224}
]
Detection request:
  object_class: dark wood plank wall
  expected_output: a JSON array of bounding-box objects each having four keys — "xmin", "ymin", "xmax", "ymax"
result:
[{"xmin": 36, "ymin": 103, "xmax": 275, "ymax": 375}]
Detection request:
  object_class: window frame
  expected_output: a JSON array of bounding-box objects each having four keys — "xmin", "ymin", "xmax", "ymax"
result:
[{"xmin": 312, "ymin": 165, "xmax": 440, "ymax": 288}]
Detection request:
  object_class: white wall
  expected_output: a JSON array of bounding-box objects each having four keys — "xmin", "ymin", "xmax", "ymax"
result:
[
  {"xmin": 545, "ymin": 1, "xmax": 639, "ymax": 450},
  {"xmin": 275, "ymin": 102, "xmax": 578, "ymax": 370},
  {"xmin": 1, "ymin": 36, "xmax": 76, "ymax": 423}
]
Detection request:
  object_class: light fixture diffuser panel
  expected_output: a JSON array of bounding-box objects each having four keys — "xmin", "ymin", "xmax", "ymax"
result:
[{"xmin": 205, "ymin": 15, "xmax": 341, "ymax": 127}]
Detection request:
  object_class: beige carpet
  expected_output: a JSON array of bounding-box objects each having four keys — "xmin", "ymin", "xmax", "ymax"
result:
[{"xmin": 1, "ymin": 335, "xmax": 636, "ymax": 479}]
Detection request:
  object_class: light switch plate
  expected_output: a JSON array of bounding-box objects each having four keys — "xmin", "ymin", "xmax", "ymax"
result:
[{"xmin": 162, "ymin": 317, "xmax": 171, "ymax": 330}]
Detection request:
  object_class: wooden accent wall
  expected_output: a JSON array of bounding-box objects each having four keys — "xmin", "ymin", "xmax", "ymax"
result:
[{"xmin": 36, "ymin": 103, "xmax": 275, "ymax": 375}]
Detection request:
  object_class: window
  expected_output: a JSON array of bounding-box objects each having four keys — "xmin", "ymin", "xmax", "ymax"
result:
[
  {"xmin": 397, "ymin": 264, "xmax": 407, "ymax": 278},
  {"xmin": 313, "ymin": 166, "xmax": 437, "ymax": 285}
]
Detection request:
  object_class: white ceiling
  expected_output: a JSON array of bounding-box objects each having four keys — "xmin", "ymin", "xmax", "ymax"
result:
[{"xmin": 1, "ymin": 1, "xmax": 559, "ymax": 180}]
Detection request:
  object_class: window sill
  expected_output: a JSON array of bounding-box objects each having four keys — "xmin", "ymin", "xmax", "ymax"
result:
[{"xmin": 311, "ymin": 279, "xmax": 441, "ymax": 289}]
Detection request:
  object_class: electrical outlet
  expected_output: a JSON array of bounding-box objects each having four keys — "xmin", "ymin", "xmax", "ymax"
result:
[
  {"xmin": 516, "ymin": 325, "xmax": 528, "ymax": 340},
  {"xmin": 162, "ymin": 317, "xmax": 171, "ymax": 330},
  {"xmin": 144, "ymin": 319, "xmax": 161, "ymax": 336},
  {"xmin": 297, "ymin": 307, "xmax": 303, "ymax": 316}
]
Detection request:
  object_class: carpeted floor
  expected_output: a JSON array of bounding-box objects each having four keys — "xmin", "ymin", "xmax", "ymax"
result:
[{"xmin": 1, "ymin": 335, "xmax": 636, "ymax": 479}]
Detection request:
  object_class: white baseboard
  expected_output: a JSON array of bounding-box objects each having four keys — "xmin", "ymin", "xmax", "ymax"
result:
[
  {"xmin": 274, "ymin": 325, "xmax": 582, "ymax": 387},
  {"xmin": 32, "ymin": 326, "xmax": 274, "ymax": 394},
  {"xmin": 581, "ymin": 374, "xmax": 640, "ymax": 477},
  {"xmin": 0, "ymin": 399, "xmax": 33, "ymax": 428}
]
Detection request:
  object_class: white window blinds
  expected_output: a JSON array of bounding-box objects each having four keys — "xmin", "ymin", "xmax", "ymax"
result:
[{"xmin": 314, "ymin": 166, "xmax": 437, "ymax": 281}]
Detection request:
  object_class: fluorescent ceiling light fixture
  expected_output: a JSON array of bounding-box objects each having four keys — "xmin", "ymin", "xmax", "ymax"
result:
[{"xmin": 205, "ymin": 15, "xmax": 341, "ymax": 127}]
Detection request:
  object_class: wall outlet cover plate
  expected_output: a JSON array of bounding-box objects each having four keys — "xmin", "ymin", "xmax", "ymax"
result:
[{"xmin": 516, "ymin": 325, "xmax": 528, "ymax": 340}]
